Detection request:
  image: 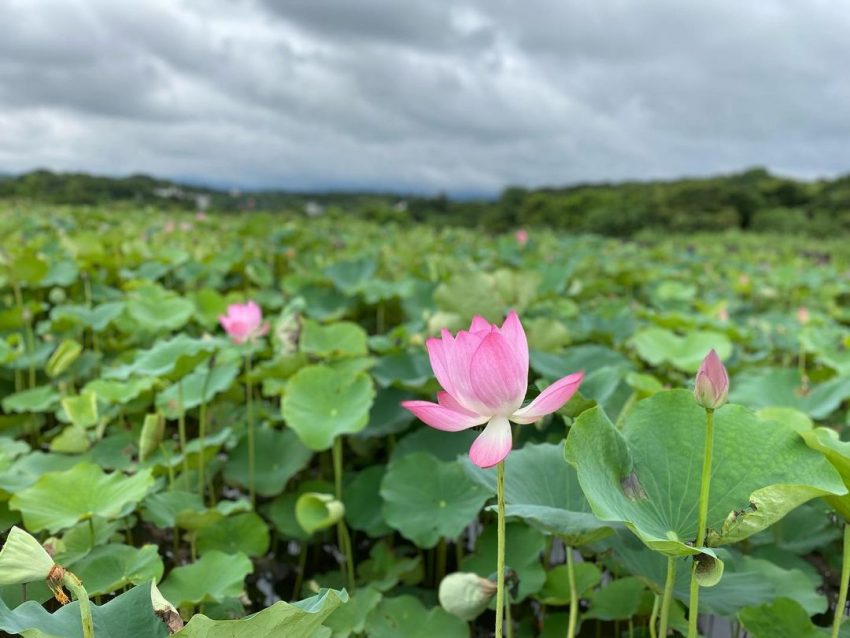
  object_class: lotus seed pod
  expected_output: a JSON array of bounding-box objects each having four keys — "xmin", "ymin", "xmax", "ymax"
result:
[
  {"xmin": 0, "ymin": 526, "xmax": 56, "ymax": 586},
  {"xmin": 438, "ymin": 572, "xmax": 497, "ymax": 621}
]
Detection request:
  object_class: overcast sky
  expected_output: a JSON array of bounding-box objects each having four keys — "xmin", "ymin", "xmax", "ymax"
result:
[{"xmin": 1, "ymin": 0, "xmax": 849, "ymax": 195}]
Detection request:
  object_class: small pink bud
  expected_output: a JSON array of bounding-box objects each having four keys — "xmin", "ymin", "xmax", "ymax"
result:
[
  {"xmin": 797, "ymin": 307, "xmax": 810, "ymax": 325},
  {"xmin": 717, "ymin": 308, "xmax": 729, "ymax": 322},
  {"xmin": 515, "ymin": 229, "xmax": 529, "ymax": 247},
  {"xmin": 694, "ymin": 349, "xmax": 729, "ymax": 410}
]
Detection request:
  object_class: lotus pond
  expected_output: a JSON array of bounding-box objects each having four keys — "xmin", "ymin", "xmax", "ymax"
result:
[{"xmin": 2, "ymin": 206, "xmax": 850, "ymax": 637}]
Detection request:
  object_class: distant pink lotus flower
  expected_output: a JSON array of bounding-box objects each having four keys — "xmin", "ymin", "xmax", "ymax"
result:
[
  {"xmin": 717, "ymin": 307, "xmax": 729, "ymax": 322},
  {"xmin": 195, "ymin": 211, "xmax": 208, "ymax": 221},
  {"xmin": 163, "ymin": 220, "xmax": 176, "ymax": 234},
  {"xmin": 515, "ymin": 229, "xmax": 529, "ymax": 247},
  {"xmin": 797, "ymin": 307, "xmax": 810, "ymax": 325},
  {"xmin": 219, "ymin": 301, "xmax": 269, "ymax": 344},
  {"xmin": 403, "ymin": 312, "xmax": 583, "ymax": 468},
  {"xmin": 694, "ymin": 349, "xmax": 729, "ymax": 410}
]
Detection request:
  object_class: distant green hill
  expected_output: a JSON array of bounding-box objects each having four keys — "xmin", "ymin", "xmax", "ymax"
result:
[{"xmin": 2, "ymin": 167, "xmax": 849, "ymax": 235}]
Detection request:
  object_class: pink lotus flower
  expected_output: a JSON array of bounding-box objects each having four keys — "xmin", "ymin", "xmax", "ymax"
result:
[
  {"xmin": 694, "ymin": 349, "xmax": 729, "ymax": 410},
  {"xmin": 402, "ymin": 312, "xmax": 583, "ymax": 468},
  {"xmin": 797, "ymin": 307, "xmax": 810, "ymax": 325},
  {"xmin": 515, "ymin": 229, "xmax": 529, "ymax": 247},
  {"xmin": 219, "ymin": 301, "xmax": 269, "ymax": 344}
]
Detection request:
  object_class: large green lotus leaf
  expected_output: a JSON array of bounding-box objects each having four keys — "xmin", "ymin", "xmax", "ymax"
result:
[
  {"xmin": 141, "ymin": 490, "xmax": 205, "ymax": 529},
  {"xmin": 371, "ymin": 352, "xmax": 433, "ymax": 388},
  {"xmin": 69, "ymin": 543, "xmax": 164, "ymax": 596},
  {"xmin": 524, "ymin": 317, "xmax": 571, "ymax": 351},
  {"xmin": 159, "ymin": 550, "xmax": 253, "ymax": 607},
  {"xmin": 356, "ymin": 541, "xmax": 422, "ymax": 592},
  {"xmin": 530, "ymin": 345, "xmax": 631, "ymax": 379},
  {"xmin": 432, "ymin": 271, "xmax": 506, "ymax": 323},
  {"xmin": 125, "ymin": 284, "xmax": 194, "ymax": 332},
  {"xmin": 463, "ymin": 442, "xmax": 613, "ymax": 545},
  {"xmin": 564, "ymin": 390, "xmax": 845, "ymax": 558},
  {"xmin": 357, "ymin": 387, "xmax": 416, "ymax": 439},
  {"xmin": 630, "ymin": 328, "xmax": 732, "ymax": 372},
  {"xmin": 323, "ymin": 586, "xmax": 382, "ymax": 638},
  {"xmin": 607, "ymin": 528, "xmax": 828, "ymax": 617},
  {"xmin": 799, "ymin": 427, "xmax": 850, "ymax": 519},
  {"xmin": 737, "ymin": 598, "xmax": 827, "ymax": 638},
  {"xmin": 380, "ymin": 452, "xmax": 490, "ymax": 549},
  {"xmin": 9, "ymin": 463, "xmax": 155, "ymax": 533},
  {"xmin": 583, "ymin": 576, "xmax": 647, "ymax": 621},
  {"xmin": 155, "ymin": 360, "xmax": 240, "ymax": 418},
  {"xmin": 195, "ymin": 512, "xmax": 270, "ymax": 557},
  {"xmin": 0, "ymin": 581, "xmax": 168, "ymax": 638},
  {"xmin": 104, "ymin": 334, "xmax": 219, "ymax": 380},
  {"xmin": 802, "ymin": 326, "xmax": 850, "ymax": 376},
  {"xmin": 730, "ymin": 368, "xmax": 850, "ymax": 420},
  {"xmin": 190, "ymin": 288, "xmax": 228, "ymax": 328},
  {"xmin": 343, "ymin": 465, "xmax": 392, "ymax": 537},
  {"xmin": 82, "ymin": 377, "xmax": 157, "ymax": 404},
  {"xmin": 1, "ymin": 386, "xmax": 60, "ymax": 414},
  {"xmin": 748, "ymin": 500, "xmax": 841, "ymax": 555},
  {"xmin": 174, "ymin": 588, "xmax": 347, "ymax": 638},
  {"xmin": 536, "ymin": 561, "xmax": 601, "ymax": 605},
  {"xmin": 49, "ymin": 302, "xmax": 125, "ymax": 333},
  {"xmin": 462, "ymin": 522, "xmax": 546, "ymax": 602},
  {"xmin": 298, "ymin": 284, "xmax": 355, "ymax": 321},
  {"xmin": 282, "ymin": 365, "xmax": 375, "ymax": 451},
  {"xmin": 59, "ymin": 392, "xmax": 98, "ymax": 428},
  {"xmin": 300, "ymin": 319, "xmax": 368, "ymax": 358},
  {"xmin": 224, "ymin": 426, "xmax": 312, "ymax": 497},
  {"xmin": 0, "ymin": 452, "xmax": 81, "ymax": 496},
  {"xmin": 325, "ymin": 257, "xmax": 377, "ymax": 294},
  {"xmin": 390, "ymin": 426, "xmax": 476, "ymax": 463},
  {"xmin": 364, "ymin": 595, "xmax": 467, "ymax": 638}
]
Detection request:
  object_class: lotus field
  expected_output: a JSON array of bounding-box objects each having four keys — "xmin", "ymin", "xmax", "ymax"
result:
[{"xmin": 4, "ymin": 206, "xmax": 850, "ymax": 638}]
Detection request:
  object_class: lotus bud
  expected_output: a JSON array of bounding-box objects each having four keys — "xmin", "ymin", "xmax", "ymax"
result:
[
  {"xmin": 515, "ymin": 229, "xmax": 529, "ymax": 247},
  {"xmin": 694, "ymin": 349, "xmax": 729, "ymax": 410},
  {"xmin": 797, "ymin": 307, "xmax": 810, "ymax": 325},
  {"xmin": 438, "ymin": 572, "xmax": 498, "ymax": 621},
  {"xmin": 0, "ymin": 526, "xmax": 56, "ymax": 586}
]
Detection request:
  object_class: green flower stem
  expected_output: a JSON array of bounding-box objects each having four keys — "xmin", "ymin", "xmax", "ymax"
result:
[
  {"xmin": 436, "ymin": 537, "xmax": 447, "ymax": 584},
  {"xmin": 177, "ymin": 381, "xmax": 190, "ymax": 489},
  {"xmin": 12, "ymin": 282, "xmax": 36, "ymax": 389},
  {"xmin": 506, "ymin": 597, "xmax": 514, "ymax": 638},
  {"xmin": 649, "ymin": 594, "xmax": 659, "ymax": 638},
  {"xmin": 245, "ymin": 352, "xmax": 255, "ymax": 506},
  {"xmin": 197, "ymin": 360, "xmax": 213, "ymax": 499},
  {"xmin": 495, "ymin": 460, "xmax": 506, "ymax": 638},
  {"xmin": 832, "ymin": 523, "xmax": 850, "ymax": 638},
  {"xmin": 566, "ymin": 545, "xmax": 578, "ymax": 638},
  {"xmin": 87, "ymin": 518, "xmax": 95, "ymax": 550},
  {"xmin": 658, "ymin": 556, "xmax": 676, "ymax": 638},
  {"xmin": 292, "ymin": 541, "xmax": 308, "ymax": 600},
  {"xmin": 332, "ymin": 437, "xmax": 355, "ymax": 590},
  {"xmin": 62, "ymin": 571, "xmax": 94, "ymax": 638},
  {"xmin": 688, "ymin": 408, "xmax": 715, "ymax": 638}
]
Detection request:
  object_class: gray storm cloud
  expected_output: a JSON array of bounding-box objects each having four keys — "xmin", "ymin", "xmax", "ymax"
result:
[{"xmin": 0, "ymin": 0, "xmax": 848, "ymax": 194}]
